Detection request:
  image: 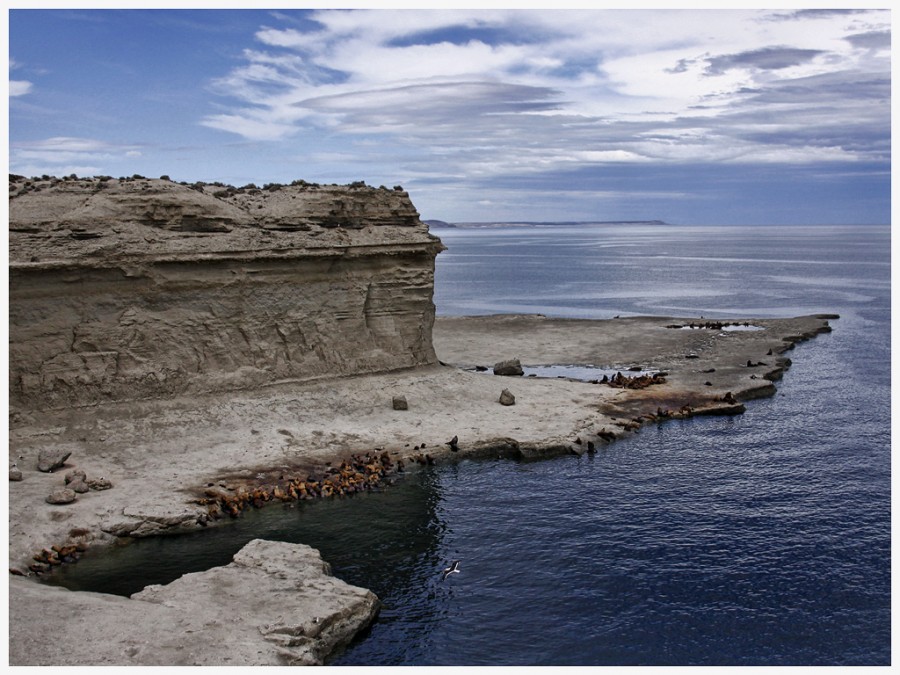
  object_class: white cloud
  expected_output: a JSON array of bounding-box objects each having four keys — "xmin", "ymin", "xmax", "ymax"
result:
[
  {"xmin": 202, "ymin": 8, "xmax": 890, "ymax": 181},
  {"xmin": 201, "ymin": 113, "xmax": 299, "ymax": 141},
  {"xmin": 10, "ymin": 57, "xmax": 33, "ymax": 96},
  {"xmin": 9, "ymin": 137, "xmax": 145, "ymax": 176},
  {"xmin": 10, "ymin": 81, "xmax": 33, "ymax": 96}
]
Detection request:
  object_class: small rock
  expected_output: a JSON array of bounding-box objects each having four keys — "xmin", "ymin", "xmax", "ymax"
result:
[
  {"xmin": 493, "ymin": 358, "xmax": 524, "ymax": 376},
  {"xmin": 64, "ymin": 469, "xmax": 87, "ymax": 485},
  {"xmin": 69, "ymin": 478, "xmax": 90, "ymax": 493},
  {"xmin": 10, "ymin": 466, "xmax": 23, "ymax": 481},
  {"xmin": 37, "ymin": 449, "xmax": 72, "ymax": 473},
  {"xmin": 87, "ymin": 477, "xmax": 113, "ymax": 491},
  {"xmin": 392, "ymin": 395, "xmax": 408, "ymax": 411},
  {"xmin": 499, "ymin": 388, "xmax": 516, "ymax": 406},
  {"xmin": 46, "ymin": 488, "xmax": 77, "ymax": 505}
]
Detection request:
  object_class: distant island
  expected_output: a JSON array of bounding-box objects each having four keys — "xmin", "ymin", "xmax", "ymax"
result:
[{"xmin": 424, "ymin": 219, "xmax": 669, "ymax": 229}]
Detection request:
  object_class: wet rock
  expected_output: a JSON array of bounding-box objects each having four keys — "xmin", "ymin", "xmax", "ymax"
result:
[
  {"xmin": 392, "ymin": 395, "xmax": 408, "ymax": 411},
  {"xmin": 493, "ymin": 358, "xmax": 524, "ymax": 376},
  {"xmin": 46, "ymin": 488, "xmax": 77, "ymax": 505},
  {"xmin": 10, "ymin": 465, "xmax": 23, "ymax": 481},
  {"xmin": 37, "ymin": 449, "xmax": 71, "ymax": 473},
  {"xmin": 499, "ymin": 388, "xmax": 516, "ymax": 406}
]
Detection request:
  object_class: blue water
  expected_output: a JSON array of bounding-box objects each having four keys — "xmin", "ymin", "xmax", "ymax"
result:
[{"xmin": 48, "ymin": 223, "xmax": 891, "ymax": 665}]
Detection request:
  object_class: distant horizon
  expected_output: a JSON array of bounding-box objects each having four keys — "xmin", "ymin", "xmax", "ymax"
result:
[
  {"xmin": 424, "ymin": 218, "xmax": 890, "ymax": 228},
  {"xmin": 9, "ymin": 8, "xmax": 891, "ymax": 226}
]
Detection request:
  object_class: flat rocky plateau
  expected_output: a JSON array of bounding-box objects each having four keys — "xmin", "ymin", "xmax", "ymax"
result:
[{"xmin": 8, "ymin": 311, "xmax": 834, "ymax": 666}]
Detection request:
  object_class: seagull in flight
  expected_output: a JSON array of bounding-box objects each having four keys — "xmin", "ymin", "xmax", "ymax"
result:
[{"xmin": 441, "ymin": 560, "xmax": 461, "ymax": 581}]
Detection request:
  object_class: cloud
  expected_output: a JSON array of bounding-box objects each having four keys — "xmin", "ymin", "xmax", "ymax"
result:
[
  {"xmin": 9, "ymin": 57, "xmax": 32, "ymax": 96},
  {"xmin": 844, "ymin": 30, "xmax": 891, "ymax": 51},
  {"xmin": 10, "ymin": 81, "xmax": 33, "ymax": 96},
  {"xmin": 9, "ymin": 136, "xmax": 145, "ymax": 176},
  {"xmin": 704, "ymin": 47, "xmax": 825, "ymax": 75},
  {"xmin": 200, "ymin": 8, "xmax": 890, "ymax": 185}
]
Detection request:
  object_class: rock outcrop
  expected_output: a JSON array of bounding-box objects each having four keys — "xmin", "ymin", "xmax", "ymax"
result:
[
  {"xmin": 9, "ymin": 539, "xmax": 380, "ymax": 666},
  {"xmin": 9, "ymin": 175, "xmax": 445, "ymax": 410}
]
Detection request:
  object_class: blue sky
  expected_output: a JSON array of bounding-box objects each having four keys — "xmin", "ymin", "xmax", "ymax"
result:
[{"xmin": 7, "ymin": 7, "xmax": 892, "ymax": 224}]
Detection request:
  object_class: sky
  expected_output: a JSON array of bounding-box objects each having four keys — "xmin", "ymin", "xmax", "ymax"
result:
[{"xmin": 6, "ymin": 6, "xmax": 893, "ymax": 225}]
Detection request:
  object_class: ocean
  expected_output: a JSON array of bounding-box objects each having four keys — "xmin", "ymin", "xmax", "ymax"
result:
[{"xmin": 48, "ymin": 223, "xmax": 891, "ymax": 666}]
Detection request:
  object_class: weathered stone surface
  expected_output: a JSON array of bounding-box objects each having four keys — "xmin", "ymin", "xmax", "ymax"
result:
[
  {"xmin": 392, "ymin": 395, "xmax": 409, "ymax": 410},
  {"xmin": 87, "ymin": 477, "xmax": 113, "ymax": 491},
  {"xmin": 64, "ymin": 469, "xmax": 86, "ymax": 484},
  {"xmin": 9, "ymin": 176, "xmax": 445, "ymax": 411},
  {"xmin": 68, "ymin": 478, "xmax": 90, "ymax": 494},
  {"xmin": 499, "ymin": 388, "xmax": 516, "ymax": 406},
  {"xmin": 493, "ymin": 358, "xmax": 524, "ymax": 376},
  {"xmin": 9, "ymin": 539, "xmax": 379, "ymax": 666},
  {"xmin": 37, "ymin": 449, "xmax": 71, "ymax": 473},
  {"xmin": 45, "ymin": 488, "xmax": 77, "ymax": 504}
]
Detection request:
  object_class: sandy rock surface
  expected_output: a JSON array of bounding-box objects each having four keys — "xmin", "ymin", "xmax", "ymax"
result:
[
  {"xmin": 9, "ymin": 539, "xmax": 379, "ymax": 666},
  {"xmin": 7, "ymin": 312, "xmax": 835, "ymax": 665}
]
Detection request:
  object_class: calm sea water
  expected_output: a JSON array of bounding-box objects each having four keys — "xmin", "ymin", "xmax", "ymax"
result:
[{"xmin": 48, "ymin": 224, "xmax": 891, "ymax": 666}]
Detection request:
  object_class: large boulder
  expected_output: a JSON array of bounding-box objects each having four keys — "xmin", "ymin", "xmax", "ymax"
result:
[
  {"xmin": 37, "ymin": 449, "xmax": 71, "ymax": 473},
  {"xmin": 493, "ymin": 358, "xmax": 524, "ymax": 376}
]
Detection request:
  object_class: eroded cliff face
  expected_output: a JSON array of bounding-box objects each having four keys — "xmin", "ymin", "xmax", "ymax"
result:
[{"xmin": 9, "ymin": 175, "xmax": 445, "ymax": 410}]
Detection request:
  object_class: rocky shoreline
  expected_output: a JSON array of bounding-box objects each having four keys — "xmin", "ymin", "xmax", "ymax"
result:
[
  {"xmin": 8, "ymin": 312, "xmax": 835, "ymax": 665},
  {"xmin": 8, "ymin": 173, "xmax": 837, "ymax": 665}
]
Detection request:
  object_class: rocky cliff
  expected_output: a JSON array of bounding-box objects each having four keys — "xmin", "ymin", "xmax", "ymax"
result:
[{"xmin": 9, "ymin": 175, "xmax": 445, "ymax": 410}]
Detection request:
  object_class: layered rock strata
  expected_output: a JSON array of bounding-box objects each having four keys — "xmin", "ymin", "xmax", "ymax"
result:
[{"xmin": 9, "ymin": 175, "xmax": 444, "ymax": 410}]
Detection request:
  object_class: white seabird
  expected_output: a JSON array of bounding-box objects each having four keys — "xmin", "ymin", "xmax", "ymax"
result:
[{"xmin": 441, "ymin": 560, "xmax": 461, "ymax": 581}]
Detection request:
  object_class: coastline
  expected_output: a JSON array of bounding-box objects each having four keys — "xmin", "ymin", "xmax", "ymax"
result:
[{"xmin": 8, "ymin": 312, "xmax": 835, "ymax": 665}]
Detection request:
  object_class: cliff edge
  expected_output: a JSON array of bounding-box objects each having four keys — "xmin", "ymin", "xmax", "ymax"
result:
[{"xmin": 9, "ymin": 175, "xmax": 445, "ymax": 410}]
